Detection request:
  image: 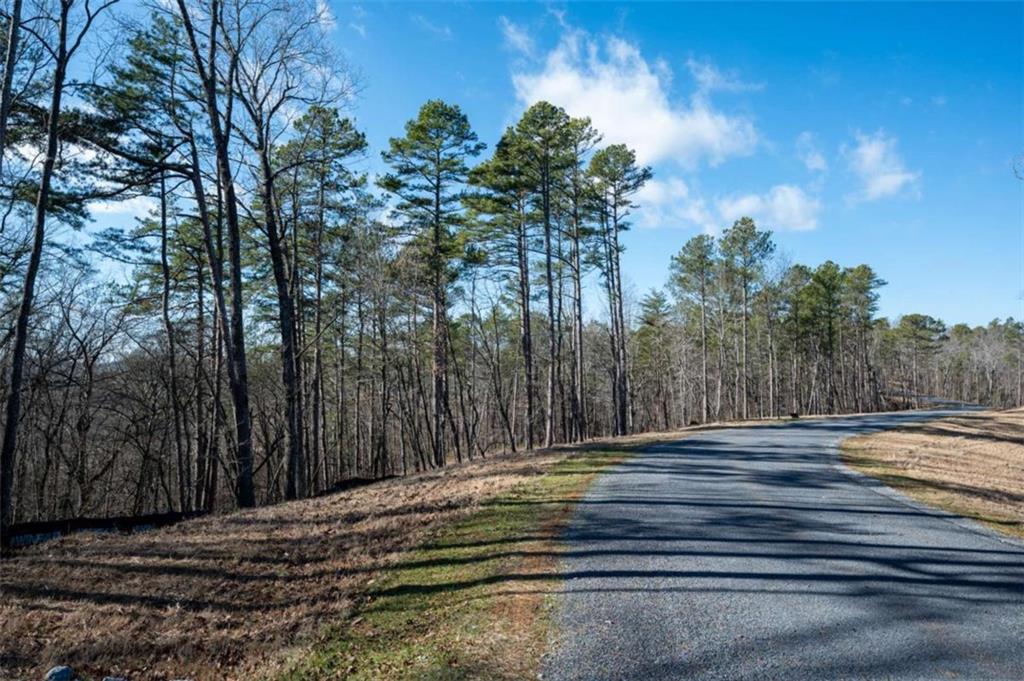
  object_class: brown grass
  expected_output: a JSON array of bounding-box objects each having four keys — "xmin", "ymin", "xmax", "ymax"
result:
[
  {"xmin": 1, "ymin": 433, "xmax": 652, "ymax": 680},
  {"xmin": 2, "ymin": 454, "xmax": 564, "ymax": 678},
  {"xmin": 275, "ymin": 450, "xmax": 628, "ymax": 681},
  {"xmin": 1, "ymin": 414, "xmax": 852, "ymax": 680},
  {"xmin": 842, "ymin": 408, "xmax": 1024, "ymax": 540}
]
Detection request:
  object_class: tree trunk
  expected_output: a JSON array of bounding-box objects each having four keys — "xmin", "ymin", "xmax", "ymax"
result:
[
  {"xmin": 432, "ymin": 176, "xmax": 448, "ymax": 467},
  {"xmin": 175, "ymin": 0, "xmax": 255, "ymax": 507},
  {"xmin": 0, "ymin": 1, "xmax": 69, "ymax": 529},
  {"xmin": 741, "ymin": 281, "xmax": 749, "ymax": 420},
  {"xmin": 542, "ymin": 162, "xmax": 557, "ymax": 448},
  {"xmin": 517, "ymin": 201, "xmax": 535, "ymax": 450},
  {"xmin": 159, "ymin": 172, "xmax": 189, "ymax": 511},
  {"xmin": 699, "ymin": 274, "xmax": 709, "ymax": 423},
  {"xmin": 611, "ymin": 206, "xmax": 631, "ymax": 435},
  {"xmin": 0, "ymin": 0, "xmax": 23, "ymax": 180},
  {"xmin": 571, "ymin": 214, "xmax": 586, "ymax": 442},
  {"xmin": 257, "ymin": 145, "xmax": 305, "ymax": 500}
]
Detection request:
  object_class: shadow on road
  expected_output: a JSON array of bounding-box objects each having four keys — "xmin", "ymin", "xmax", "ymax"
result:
[{"xmin": 363, "ymin": 413, "xmax": 1024, "ymax": 680}]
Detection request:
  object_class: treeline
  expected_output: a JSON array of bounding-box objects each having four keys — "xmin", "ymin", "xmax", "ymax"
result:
[
  {"xmin": 640, "ymin": 236, "xmax": 1023, "ymax": 433},
  {"xmin": 0, "ymin": 0, "xmax": 1019, "ymax": 526}
]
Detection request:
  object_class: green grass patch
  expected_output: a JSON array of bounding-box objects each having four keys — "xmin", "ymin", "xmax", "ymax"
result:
[{"xmin": 275, "ymin": 450, "xmax": 628, "ymax": 681}]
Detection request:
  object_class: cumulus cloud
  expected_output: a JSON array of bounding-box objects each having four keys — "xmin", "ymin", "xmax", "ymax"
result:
[
  {"xmin": 716, "ymin": 184, "xmax": 821, "ymax": 231},
  {"xmin": 511, "ymin": 31, "xmax": 758, "ymax": 167},
  {"xmin": 795, "ymin": 131, "xmax": 827, "ymax": 173},
  {"xmin": 635, "ymin": 177, "xmax": 718, "ymax": 233},
  {"xmin": 636, "ymin": 178, "xmax": 820, "ymax": 233},
  {"xmin": 90, "ymin": 195, "xmax": 158, "ymax": 218},
  {"xmin": 499, "ymin": 16, "xmax": 533, "ymax": 56},
  {"xmin": 843, "ymin": 129, "xmax": 920, "ymax": 201}
]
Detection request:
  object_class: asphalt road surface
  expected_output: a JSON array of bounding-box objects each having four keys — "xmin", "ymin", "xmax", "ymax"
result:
[{"xmin": 544, "ymin": 412, "xmax": 1024, "ymax": 681}]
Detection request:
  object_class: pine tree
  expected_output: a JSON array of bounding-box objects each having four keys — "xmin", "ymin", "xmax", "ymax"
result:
[
  {"xmin": 467, "ymin": 128, "xmax": 538, "ymax": 449},
  {"xmin": 670, "ymin": 234, "xmax": 716, "ymax": 423},
  {"xmin": 380, "ymin": 100, "xmax": 484, "ymax": 467},
  {"xmin": 720, "ymin": 217, "xmax": 774, "ymax": 420},
  {"xmin": 563, "ymin": 117, "xmax": 601, "ymax": 442},
  {"xmin": 277, "ymin": 106, "xmax": 367, "ymax": 490},
  {"xmin": 589, "ymin": 144, "xmax": 651, "ymax": 435},
  {"xmin": 514, "ymin": 101, "xmax": 571, "ymax": 447}
]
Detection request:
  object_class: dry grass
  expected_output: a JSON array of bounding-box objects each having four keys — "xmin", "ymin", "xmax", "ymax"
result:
[
  {"xmin": 1, "ymin": 434, "xmax": 645, "ymax": 680},
  {"xmin": 277, "ymin": 451, "xmax": 625, "ymax": 681},
  {"xmin": 842, "ymin": 408, "xmax": 1024, "ymax": 540},
  {"xmin": 1, "ymin": 415, "xmax": 841, "ymax": 680}
]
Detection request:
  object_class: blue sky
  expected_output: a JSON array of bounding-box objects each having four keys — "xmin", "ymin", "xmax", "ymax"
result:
[
  {"xmin": 309, "ymin": 1, "xmax": 1021, "ymax": 326},
  {"xmin": 78, "ymin": 2, "xmax": 1018, "ymax": 326}
]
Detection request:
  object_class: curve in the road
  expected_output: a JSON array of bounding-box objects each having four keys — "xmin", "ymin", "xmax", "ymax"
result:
[{"xmin": 544, "ymin": 412, "xmax": 1024, "ymax": 681}]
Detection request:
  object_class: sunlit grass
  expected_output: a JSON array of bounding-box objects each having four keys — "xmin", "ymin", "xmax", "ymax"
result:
[
  {"xmin": 276, "ymin": 450, "xmax": 628, "ymax": 680},
  {"xmin": 842, "ymin": 421, "xmax": 1024, "ymax": 541}
]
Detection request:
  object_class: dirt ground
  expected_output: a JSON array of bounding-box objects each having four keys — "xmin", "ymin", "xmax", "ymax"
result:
[
  {"xmin": 842, "ymin": 409, "xmax": 1024, "ymax": 539},
  {"xmin": 0, "ymin": 414, "xmax": 863, "ymax": 680},
  {"xmin": 0, "ymin": 426, "xmax": 707, "ymax": 681},
  {"xmin": 1, "ymin": 453, "xmax": 582, "ymax": 679}
]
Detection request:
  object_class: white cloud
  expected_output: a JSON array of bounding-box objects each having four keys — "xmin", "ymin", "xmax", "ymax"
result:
[
  {"xmin": 686, "ymin": 57, "xmax": 763, "ymax": 96},
  {"xmin": 795, "ymin": 131, "xmax": 827, "ymax": 173},
  {"xmin": 349, "ymin": 22, "xmax": 366, "ymax": 38},
  {"xmin": 511, "ymin": 31, "xmax": 758, "ymax": 167},
  {"xmin": 636, "ymin": 177, "xmax": 820, "ymax": 233},
  {"xmin": 90, "ymin": 196, "xmax": 158, "ymax": 219},
  {"xmin": 635, "ymin": 177, "xmax": 718, "ymax": 233},
  {"xmin": 412, "ymin": 14, "xmax": 452, "ymax": 40},
  {"xmin": 843, "ymin": 129, "xmax": 920, "ymax": 201},
  {"xmin": 716, "ymin": 184, "xmax": 821, "ymax": 231},
  {"xmin": 499, "ymin": 16, "xmax": 533, "ymax": 56},
  {"xmin": 548, "ymin": 7, "xmax": 569, "ymax": 29}
]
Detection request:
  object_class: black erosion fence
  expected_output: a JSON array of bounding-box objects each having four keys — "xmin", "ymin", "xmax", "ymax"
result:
[
  {"xmin": 2, "ymin": 510, "xmax": 208, "ymax": 550},
  {"xmin": 1, "ymin": 475, "xmax": 400, "ymax": 551}
]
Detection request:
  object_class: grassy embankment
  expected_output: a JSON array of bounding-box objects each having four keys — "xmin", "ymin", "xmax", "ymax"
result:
[
  {"xmin": 277, "ymin": 450, "xmax": 625, "ymax": 681},
  {"xmin": 5, "ymin": 416, "xmax": 829, "ymax": 680},
  {"xmin": 842, "ymin": 408, "xmax": 1024, "ymax": 540},
  {"xmin": 2, "ymin": 440, "xmax": 633, "ymax": 680}
]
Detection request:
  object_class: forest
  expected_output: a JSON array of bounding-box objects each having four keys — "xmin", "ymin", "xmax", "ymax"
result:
[{"xmin": 0, "ymin": 0, "xmax": 1020, "ymax": 528}]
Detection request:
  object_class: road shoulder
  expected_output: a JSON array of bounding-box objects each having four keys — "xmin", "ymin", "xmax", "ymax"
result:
[
  {"xmin": 840, "ymin": 409, "xmax": 1024, "ymax": 543},
  {"xmin": 274, "ymin": 449, "xmax": 630, "ymax": 681}
]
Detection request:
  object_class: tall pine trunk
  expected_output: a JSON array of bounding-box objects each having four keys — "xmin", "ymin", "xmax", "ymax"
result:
[
  {"xmin": 542, "ymin": 163, "xmax": 557, "ymax": 448},
  {"xmin": 432, "ymin": 179, "xmax": 448, "ymax": 467},
  {"xmin": 699, "ymin": 274, "xmax": 709, "ymax": 423},
  {"xmin": 516, "ymin": 201, "xmax": 535, "ymax": 450},
  {"xmin": 257, "ymin": 146, "xmax": 305, "ymax": 500},
  {"xmin": 176, "ymin": 0, "xmax": 255, "ymax": 507},
  {"xmin": 1, "ymin": 1, "xmax": 69, "ymax": 528},
  {"xmin": 159, "ymin": 172, "xmax": 189, "ymax": 511}
]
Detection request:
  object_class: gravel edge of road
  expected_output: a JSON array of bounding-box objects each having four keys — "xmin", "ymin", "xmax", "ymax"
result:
[{"xmin": 828, "ymin": 413, "xmax": 1024, "ymax": 550}]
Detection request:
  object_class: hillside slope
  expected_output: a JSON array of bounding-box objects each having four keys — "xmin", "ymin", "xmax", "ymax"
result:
[{"xmin": 842, "ymin": 409, "xmax": 1024, "ymax": 539}]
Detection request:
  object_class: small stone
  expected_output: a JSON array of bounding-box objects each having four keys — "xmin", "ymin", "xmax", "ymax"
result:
[{"xmin": 44, "ymin": 667, "xmax": 73, "ymax": 681}]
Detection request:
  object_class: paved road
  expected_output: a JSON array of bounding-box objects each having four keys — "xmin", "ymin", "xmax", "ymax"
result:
[{"xmin": 544, "ymin": 412, "xmax": 1024, "ymax": 681}]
